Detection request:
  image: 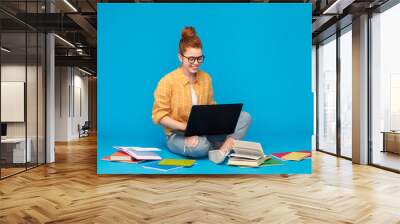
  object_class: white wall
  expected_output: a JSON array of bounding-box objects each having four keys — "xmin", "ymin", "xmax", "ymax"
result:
[
  {"xmin": 55, "ymin": 67, "xmax": 89, "ymax": 141},
  {"xmin": 72, "ymin": 73, "xmax": 89, "ymax": 138},
  {"xmin": 1, "ymin": 64, "xmax": 46, "ymax": 163},
  {"xmin": 1, "ymin": 65, "xmax": 40, "ymax": 137},
  {"xmin": 55, "ymin": 66, "xmax": 69, "ymax": 141},
  {"xmin": 1, "ymin": 65, "xmax": 26, "ymax": 139}
]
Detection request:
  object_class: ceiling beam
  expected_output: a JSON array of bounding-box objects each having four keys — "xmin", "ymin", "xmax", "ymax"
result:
[
  {"xmin": 55, "ymin": 55, "xmax": 96, "ymax": 72},
  {"xmin": 67, "ymin": 13, "xmax": 97, "ymax": 46},
  {"xmin": 322, "ymin": 0, "xmax": 356, "ymax": 14}
]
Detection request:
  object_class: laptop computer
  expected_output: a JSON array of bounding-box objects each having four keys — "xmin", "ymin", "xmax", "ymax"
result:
[{"xmin": 184, "ymin": 103, "xmax": 243, "ymax": 137}]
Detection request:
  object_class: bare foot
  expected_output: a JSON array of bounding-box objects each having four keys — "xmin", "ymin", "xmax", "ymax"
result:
[
  {"xmin": 220, "ymin": 137, "xmax": 235, "ymax": 153},
  {"xmin": 208, "ymin": 137, "xmax": 236, "ymax": 164}
]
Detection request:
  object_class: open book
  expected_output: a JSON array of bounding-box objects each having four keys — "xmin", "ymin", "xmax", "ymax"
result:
[
  {"xmin": 116, "ymin": 146, "xmax": 161, "ymax": 160},
  {"xmin": 227, "ymin": 140, "xmax": 270, "ymax": 167},
  {"xmin": 113, "ymin": 146, "xmax": 161, "ymax": 152}
]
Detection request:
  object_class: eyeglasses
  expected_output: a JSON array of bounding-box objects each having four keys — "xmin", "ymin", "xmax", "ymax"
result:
[{"xmin": 181, "ymin": 54, "xmax": 205, "ymax": 64}]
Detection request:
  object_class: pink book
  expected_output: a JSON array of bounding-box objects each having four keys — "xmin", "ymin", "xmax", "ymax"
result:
[{"xmin": 101, "ymin": 156, "xmax": 141, "ymax": 163}]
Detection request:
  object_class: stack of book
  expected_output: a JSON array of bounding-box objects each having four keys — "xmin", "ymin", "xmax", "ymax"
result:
[
  {"xmin": 102, "ymin": 146, "xmax": 162, "ymax": 163},
  {"xmin": 227, "ymin": 140, "xmax": 270, "ymax": 167}
]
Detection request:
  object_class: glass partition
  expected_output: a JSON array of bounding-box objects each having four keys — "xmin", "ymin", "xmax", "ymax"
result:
[
  {"xmin": 1, "ymin": 30, "xmax": 28, "ymax": 177},
  {"xmin": 0, "ymin": 1, "xmax": 46, "ymax": 179}
]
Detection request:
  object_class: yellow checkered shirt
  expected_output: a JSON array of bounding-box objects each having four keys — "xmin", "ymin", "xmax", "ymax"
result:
[{"xmin": 152, "ymin": 67, "xmax": 215, "ymax": 135}]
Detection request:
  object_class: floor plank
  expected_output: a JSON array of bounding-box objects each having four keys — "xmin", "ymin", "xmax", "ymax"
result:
[{"xmin": 1, "ymin": 134, "xmax": 400, "ymax": 224}]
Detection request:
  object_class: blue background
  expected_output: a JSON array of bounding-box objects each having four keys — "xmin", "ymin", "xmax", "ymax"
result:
[{"xmin": 98, "ymin": 3, "xmax": 313, "ymax": 174}]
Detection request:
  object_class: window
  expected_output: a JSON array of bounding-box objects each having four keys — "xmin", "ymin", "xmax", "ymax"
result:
[
  {"xmin": 339, "ymin": 27, "xmax": 352, "ymax": 158},
  {"xmin": 371, "ymin": 2, "xmax": 400, "ymax": 171},
  {"xmin": 317, "ymin": 35, "xmax": 337, "ymax": 154}
]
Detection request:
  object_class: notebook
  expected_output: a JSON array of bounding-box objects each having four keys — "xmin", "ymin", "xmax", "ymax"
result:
[
  {"xmin": 142, "ymin": 161, "xmax": 182, "ymax": 172},
  {"xmin": 261, "ymin": 157, "xmax": 284, "ymax": 166},
  {"xmin": 272, "ymin": 151, "xmax": 312, "ymax": 160},
  {"xmin": 158, "ymin": 159, "xmax": 196, "ymax": 167},
  {"xmin": 281, "ymin": 152, "xmax": 310, "ymax": 161}
]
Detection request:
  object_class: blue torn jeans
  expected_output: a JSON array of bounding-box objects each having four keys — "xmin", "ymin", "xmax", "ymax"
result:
[{"xmin": 166, "ymin": 111, "xmax": 252, "ymax": 158}]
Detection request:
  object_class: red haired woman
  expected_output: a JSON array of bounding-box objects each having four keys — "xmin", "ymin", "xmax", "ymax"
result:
[{"xmin": 152, "ymin": 26, "xmax": 251, "ymax": 164}]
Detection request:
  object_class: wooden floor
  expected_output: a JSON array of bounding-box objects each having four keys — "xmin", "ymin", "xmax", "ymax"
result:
[
  {"xmin": 1, "ymin": 135, "xmax": 400, "ymax": 224},
  {"xmin": 372, "ymin": 150, "xmax": 400, "ymax": 171},
  {"xmin": 1, "ymin": 167, "xmax": 26, "ymax": 178}
]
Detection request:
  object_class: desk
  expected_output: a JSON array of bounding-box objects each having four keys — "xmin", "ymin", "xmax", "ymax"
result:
[
  {"xmin": 382, "ymin": 131, "xmax": 400, "ymax": 154},
  {"xmin": 1, "ymin": 138, "xmax": 32, "ymax": 163}
]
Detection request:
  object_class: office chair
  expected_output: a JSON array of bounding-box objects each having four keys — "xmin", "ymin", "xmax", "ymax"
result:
[{"xmin": 78, "ymin": 121, "xmax": 90, "ymax": 138}]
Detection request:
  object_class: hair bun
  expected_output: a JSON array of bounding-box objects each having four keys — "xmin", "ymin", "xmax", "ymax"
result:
[{"xmin": 181, "ymin": 26, "xmax": 197, "ymax": 39}]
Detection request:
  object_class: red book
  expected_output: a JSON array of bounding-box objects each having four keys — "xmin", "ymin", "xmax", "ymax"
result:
[
  {"xmin": 101, "ymin": 156, "xmax": 141, "ymax": 163},
  {"xmin": 101, "ymin": 151, "xmax": 142, "ymax": 163},
  {"xmin": 109, "ymin": 151, "xmax": 132, "ymax": 161}
]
